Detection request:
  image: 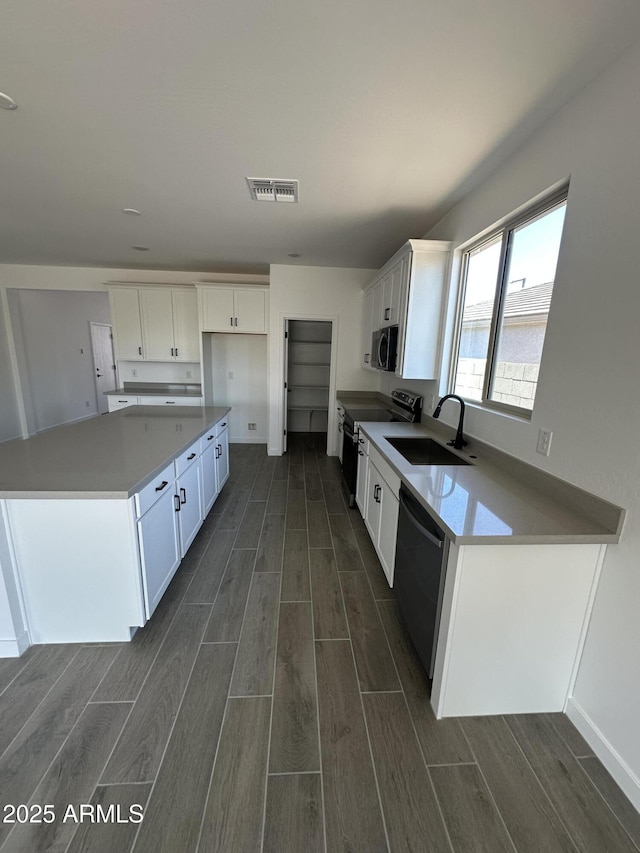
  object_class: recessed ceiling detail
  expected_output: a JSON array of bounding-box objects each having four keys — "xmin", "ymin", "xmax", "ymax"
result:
[{"xmin": 247, "ymin": 178, "xmax": 299, "ymax": 203}]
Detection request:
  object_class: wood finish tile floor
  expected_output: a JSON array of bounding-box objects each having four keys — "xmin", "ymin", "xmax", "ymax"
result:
[{"xmin": 1, "ymin": 435, "xmax": 639, "ymax": 852}]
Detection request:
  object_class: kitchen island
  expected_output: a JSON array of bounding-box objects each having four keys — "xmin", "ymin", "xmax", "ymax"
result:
[
  {"xmin": 355, "ymin": 419, "xmax": 625, "ymax": 719},
  {"xmin": 0, "ymin": 406, "xmax": 230, "ymax": 654}
]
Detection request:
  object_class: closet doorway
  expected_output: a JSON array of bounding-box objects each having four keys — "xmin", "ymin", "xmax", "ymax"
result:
[{"xmin": 284, "ymin": 319, "xmax": 333, "ymax": 453}]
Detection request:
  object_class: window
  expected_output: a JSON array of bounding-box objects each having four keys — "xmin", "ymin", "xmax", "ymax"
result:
[{"xmin": 452, "ymin": 188, "xmax": 567, "ymax": 416}]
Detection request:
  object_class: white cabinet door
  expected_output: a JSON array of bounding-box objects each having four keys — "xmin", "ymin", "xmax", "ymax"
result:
[
  {"xmin": 176, "ymin": 460, "xmax": 203, "ymax": 556},
  {"xmin": 110, "ymin": 289, "xmax": 144, "ymax": 360},
  {"xmin": 200, "ymin": 440, "xmax": 218, "ymax": 515},
  {"xmin": 364, "ymin": 462, "xmax": 382, "ymax": 544},
  {"xmin": 377, "ymin": 480, "xmax": 399, "ymax": 587},
  {"xmin": 371, "ymin": 282, "xmax": 383, "ymax": 332},
  {"xmin": 382, "ymin": 260, "xmax": 404, "ymax": 327},
  {"xmin": 172, "ymin": 290, "xmax": 200, "ymax": 362},
  {"xmin": 140, "ymin": 289, "xmax": 175, "ymax": 361},
  {"xmin": 137, "ymin": 487, "xmax": 181, "ymax": 617},
  {"xmin": 362, "ymin": 289, "xmax": 375, "ymax": 369},
  {"xmin": 234, "ymin": 289, "xmax": 266, "ymax": 333},
  {"xmin": 215, "ymin": 423, "xmax": 230, "ymax": 490},
  {"xmin": 355, "ymin": 444, "xmax": 369, "ymax": 514},
  {"xmin": 201, "ymin": 288, "xmax": 235, "ymax": 332}
]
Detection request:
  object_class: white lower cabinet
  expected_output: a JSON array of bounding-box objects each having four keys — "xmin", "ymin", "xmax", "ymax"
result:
[
  {"xmin": 175, "ymin": 459, "xmax": 203, "ymax": 556},
  {"xmin": 359, "ymin": 442, "xmax": 400, "ymax": 587},
  {"xmin": 137, "ymin": 487, "xmax": 181, "ymax": 618},
  {"xmin": 200, "ymin": 436, "xmax": 218, "ymax": 515},
  {"xmin": 355, "ymin": 434, "xmax": 369, "ymax": 513},
  {"xmin": 215, "ymin": 421, "xmax": 229, "ymax": 490}
]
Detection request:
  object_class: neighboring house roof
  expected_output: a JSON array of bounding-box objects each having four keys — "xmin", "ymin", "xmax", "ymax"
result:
[{"xmin": 463, "ymin": 281, "xmax": 553, "ymax": 324}]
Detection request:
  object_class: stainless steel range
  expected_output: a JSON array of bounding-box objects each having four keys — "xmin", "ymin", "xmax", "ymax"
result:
[{"xmin": 341, "ymin": 389, "xmax": 422, "ymax": 508}]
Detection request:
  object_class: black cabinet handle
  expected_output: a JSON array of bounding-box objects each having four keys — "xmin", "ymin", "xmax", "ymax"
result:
[
  {"xmin": 175, "ymin": 348, "xmax": 178, "ymax": 357},
  {"xmin": 221, "ymin": 422, "xmax": 227, "ymax": 427},
  {"xmin": 166, "ymin": 401, "xmax": 175, "ymax": 404},
  {"xmin": 187, "ymin": 453, "xmax": 196, "ymax": 460},
  {"xmin": 234, "ymin": 317, "xmax": 238, "ymax": 327},
  {"xmin": 374, "ymin": 484, "xmax": 381, "ymax": 503},
  {"xmin": 180, "ymin": 487, "xmax": 187, "ymax": 504},
  {"xmin": 118, "ymin": 400, "xmax": 128, "ymax": 403},
  {"xmin": 358, "ymin": 449, "xmax": 364, "ymax": 456},
  {"xmin": 174, "ymin": 494, "xmax": 181, "ymax": 512},
  {"xmin": 207, "ymin": 434, "xmax": 214, "ymax": 441},
  {"xmin": 155, "ymin": 480, "xmax": 168, "ymax": 492},
  {"xmin": 170, "ymin": 347, "xmax": 174, "ymax": 356},
  {"xmin": 230, "ymin": 317, "xmax": 233, "ymax": 327},
  {"xmin": 138, "ymin": 346, "xmax": 142, "ymax": 355}
]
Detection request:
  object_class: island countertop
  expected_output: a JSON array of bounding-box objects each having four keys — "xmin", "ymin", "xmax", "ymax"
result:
[
  {"xmin": 0, "ymin": 406, "xmax": 230, "ymax": 500},
  {"xmin": 359, "ymin": 421, "xmax": 624, "ymax": 545}
]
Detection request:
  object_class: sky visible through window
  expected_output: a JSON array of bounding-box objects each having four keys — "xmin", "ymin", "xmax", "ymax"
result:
[{"xmin": 455, "ymin": 201, "xmax": 567, "ymax": 410}]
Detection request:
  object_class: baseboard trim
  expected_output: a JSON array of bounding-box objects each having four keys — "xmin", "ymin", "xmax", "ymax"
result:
[
  {"xmin": 230, "ymin": 437, "xmax": 267, "ymax": 445},
  {"xmin": 0, "ymin": 630, "xmax": 30, "ymax": 658},
  {"xmin": 566, "ymin": 697, "xmax": 640, "ymax": 811}
]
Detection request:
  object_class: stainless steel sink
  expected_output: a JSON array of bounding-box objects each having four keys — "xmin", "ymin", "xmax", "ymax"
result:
[{"xmin": 385, "ymin": 437, "xmax": 471, "ymax": 466}]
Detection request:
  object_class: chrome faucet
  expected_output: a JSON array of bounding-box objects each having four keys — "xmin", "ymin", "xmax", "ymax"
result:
[{"xmin": 433, "ymin": 394, "xmax": 467, "ymax": 450}]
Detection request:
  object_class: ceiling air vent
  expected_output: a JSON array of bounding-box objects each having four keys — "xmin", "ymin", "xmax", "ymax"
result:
[{"xmin": 247, "ymin": 178, "xmax": 299, "ymax": 203}]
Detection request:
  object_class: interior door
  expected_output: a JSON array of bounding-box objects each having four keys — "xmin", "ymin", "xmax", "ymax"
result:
[
  {"xmin": 90, "ymin": 323, "xmax": 117, "ymax": 414},
  {"xmin": 283, "ymin": 319, "xmax": 289, "ymax": 453}
]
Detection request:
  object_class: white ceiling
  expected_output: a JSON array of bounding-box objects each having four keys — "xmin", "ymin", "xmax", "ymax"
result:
[{"xmin": 2, "ymin": 0, "xmax": 640, "ymax": 274}]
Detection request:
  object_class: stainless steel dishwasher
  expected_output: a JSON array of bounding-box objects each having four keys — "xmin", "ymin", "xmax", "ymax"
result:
[{"xmin": 394, "ymin": 485, "xmax": 449, "ymax": 678}]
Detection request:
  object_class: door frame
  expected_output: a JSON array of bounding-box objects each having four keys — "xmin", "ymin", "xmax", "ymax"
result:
[{"xmin": 277, "ymin": 313, "xmax": 339, "ymax": 457}]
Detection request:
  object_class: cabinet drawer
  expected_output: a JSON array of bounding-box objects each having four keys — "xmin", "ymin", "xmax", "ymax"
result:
[
  {"xmin": 138, "ymin": 395, "xmax": 202, "ymax": 407},
  {"xmin": 135, "ymin": 461, "xmax": 175, "ymax": 518},
  {"xmin": 108, "ymin": 396, "xmax": 139, "ymax": 412},
  {"xmin": 215, "ymin": 417, "xmax": 229, "ymax": 438},
  {"xmin": 200, "ymin": 430, "xmax": 217, "ymax": 455},
  {"xmin": 174, "ymin": 438, "xmax": 201, "ymax": 476},
  {"xmin": 369, "ymin": 444, "xmax": 401, "ymax": 495}
]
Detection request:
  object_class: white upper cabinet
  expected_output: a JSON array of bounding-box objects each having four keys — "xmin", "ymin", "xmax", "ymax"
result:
[
  {"xmin": 109, "ymin": 285, "xmax": 200, "ymax": 363},
  {"xmin": 110, "ymin": 289, "xmax": 144, "ymax": 360},
  {"xmin": 140, "ymin": 288, "xmax": 199, "ymax": 362},
  {"xmin": 140, "ymin": 289, "xmax": 174, "ymax": 360},
  {"xmin": 362, "ymin": 240, "xmax": 451, "ymax": 379},
  {"xmin": 199, "ymin": 286, "xmax": 267, "ymax": 334},
  {"xmin": 171, "ymin": 290, "xmax": 200, "ymax": 361}
]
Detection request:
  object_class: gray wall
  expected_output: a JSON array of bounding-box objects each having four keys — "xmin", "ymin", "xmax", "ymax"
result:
[{"xmin": 8, "ymin": 289, "xmax": 111, "ymax": 434}]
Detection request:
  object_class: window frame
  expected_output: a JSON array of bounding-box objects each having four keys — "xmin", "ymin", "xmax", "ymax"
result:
[{"xmin": 450, "ymin": 185, "xmax": 569, "ymax": 419}]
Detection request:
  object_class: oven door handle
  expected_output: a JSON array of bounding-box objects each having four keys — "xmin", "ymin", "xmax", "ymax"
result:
[{"xmin": 378, "ymin": 332, "xmax": 386, "ymax": 370}]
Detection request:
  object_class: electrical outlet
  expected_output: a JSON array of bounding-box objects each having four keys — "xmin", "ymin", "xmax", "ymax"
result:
[
  {"xmin": 536, "ymin": 429, "xmax": 553, "ymax": 456},
  {"xmin": 248, "ymin": 423, "xmax": 257, "ymax": 431},
  {"xmin": 428, "ymin": 394, "xmax": 436, "ymax": 412},
  {"xmin": 131, "ymin": 369, "xmax": 137, "ymax": 377},
  {"xmin": 85, "ymin": 400, "xmax": 90, "ymax": 407}
]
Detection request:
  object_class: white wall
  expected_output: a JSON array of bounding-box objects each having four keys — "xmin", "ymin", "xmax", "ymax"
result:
[
  {"xmin": 422, "ymin": 39, "xmax": 640, "ymax": 805},
  {"xmin": 209, "ymin": 334, "xmax": 268, "ymax": 443},
  {"xmin": 8, "ymin": 289, "xmax": 111, "ymax": 433},
  {"xmin": 0, "ymin": 296, "xmax": 21, "ymax": 442},
  {"xmin": 268, "ymin": 265, "xmax": 378, "ymax": 455}
]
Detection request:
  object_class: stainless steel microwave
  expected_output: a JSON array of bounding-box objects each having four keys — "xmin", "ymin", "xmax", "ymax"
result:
[{"xmin": 371, "ymin": 325, "xmax": 398, "ymax": 371}]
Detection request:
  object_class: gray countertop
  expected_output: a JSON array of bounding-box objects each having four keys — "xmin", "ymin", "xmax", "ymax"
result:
[
  {"xmin": 0, "ymin": 406, "xmax": 230, "ymax": 500},
  {"xmin": 105, "ymin": 384, "xmax": 203, "ymax": 397},
  {"xmin": 359, "ymin": 421, "xmax": 624, "ymax": 545}
]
